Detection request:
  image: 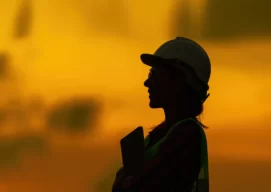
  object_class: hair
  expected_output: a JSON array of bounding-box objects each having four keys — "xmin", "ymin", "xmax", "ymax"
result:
[
  {"xmin": 172, "ymin": 69, "xmax": 209, "ymax": 128},
  {"xmin": 183, "ymin": 81, "xmax": 208, "ymax": 128}
]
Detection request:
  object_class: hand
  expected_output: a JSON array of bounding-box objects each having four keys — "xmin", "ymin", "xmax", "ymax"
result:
[
  {"xmin": 112, "ymin": 167, "xmax": 126, "ymax": 189},
  {"xmin": 115, "ymin": 167, "xmax": 125, "ymax": 180},
  {"xmin": 114, "ymin": 167, "xmax": 135, "ymax": 188}
]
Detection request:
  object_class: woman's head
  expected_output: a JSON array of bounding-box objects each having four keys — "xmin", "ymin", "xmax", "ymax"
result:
[
  {"xmin": 141, "ymin": 37, "xmax": 211, "ymax": 123},
  {"xmin": 144, "ymin": 66, "xmax": 204, "ymax": 118}
]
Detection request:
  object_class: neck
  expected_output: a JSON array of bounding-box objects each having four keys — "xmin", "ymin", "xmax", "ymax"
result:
[{"xmin": 163, "ymin": 104, "xmax": 190, "ymax": 127}]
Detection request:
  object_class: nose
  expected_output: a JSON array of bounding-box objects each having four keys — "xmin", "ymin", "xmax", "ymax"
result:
[{"xmin": 144, "ymin": 78, "xmax": 150, "ymax": 88}]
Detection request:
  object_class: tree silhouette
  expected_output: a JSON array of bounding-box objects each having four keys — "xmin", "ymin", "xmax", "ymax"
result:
[
  {"xmin": 46, "ymin": 97, "xmax": 101, "ymax": 134},
  {"xmin": 0, "ymin": 135, "xmax": 47, "ymax": 168},
  {"xmin": 0, "ymin": 139, "xmax": 21, "ymax": 168},
  {"xmin": 202, "ymin": 0, "xmax": 271, "ymax": 39},
  {"xmin": 170, "ymin": 0, "xmax": 194, "ymax": 38},
  {"xmin": 13, "ymin": 0, "xmax": 32, "ymax": 39},
  {"xmin": 0, "ymin": 52, "xmax": 20, "ymax": 118},
  {"xmin": 171, "ymin": 0, "xmax": 271, "ymax": 40},
  {"xmin": 0, "ymin": 53, "xmax": 10, "ymax": 80},
  {"xmin": 80, "ymin": 0, "xmax": 130, "ymax": 36}
]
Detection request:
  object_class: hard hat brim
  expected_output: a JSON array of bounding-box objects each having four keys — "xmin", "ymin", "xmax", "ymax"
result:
[{"xmin": 140, "ymin": 53, "xmax": 178, "ymax": 70}]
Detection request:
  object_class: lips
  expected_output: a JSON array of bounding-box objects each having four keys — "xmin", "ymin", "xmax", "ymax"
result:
[{"xmin": 148, "ymin": 90, "xmax": 153, "ymax": 98}]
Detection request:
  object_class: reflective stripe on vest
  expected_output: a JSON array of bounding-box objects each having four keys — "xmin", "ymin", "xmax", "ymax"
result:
[{"xmin": 144, "ymin": 118, "xmax": 209, "ymax": 192}]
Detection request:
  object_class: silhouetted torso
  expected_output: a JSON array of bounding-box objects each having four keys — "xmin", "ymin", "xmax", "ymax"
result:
[{"xmin": 113, "ymin": 120, "xmax": 201, "ymax": 192}]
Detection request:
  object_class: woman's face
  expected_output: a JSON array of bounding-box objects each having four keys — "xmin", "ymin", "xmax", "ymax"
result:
[{"xmin": 144, "ymin": 67, "xmax": 185, "ymax": 108}]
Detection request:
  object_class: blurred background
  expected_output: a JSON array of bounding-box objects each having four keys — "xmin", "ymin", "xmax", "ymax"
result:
[{"xmin": 0, "ymin": 0, "xmax": 270, "ymax": 191}]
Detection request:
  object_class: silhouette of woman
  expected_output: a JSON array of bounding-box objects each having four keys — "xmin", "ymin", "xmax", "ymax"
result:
[{"xmin": 112, "ymin": 37, "xmax": 211, "ymax": 192}]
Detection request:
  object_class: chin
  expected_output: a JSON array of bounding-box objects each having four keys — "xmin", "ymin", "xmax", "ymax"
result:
[{"xmin": 149, "ymin": 101, "xmax": 162, "ymax": 108}]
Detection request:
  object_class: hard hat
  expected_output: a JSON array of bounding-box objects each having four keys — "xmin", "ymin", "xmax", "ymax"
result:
[{"xmin": 140, "ymin": 37, "xmax": 211, "ymax": 102}]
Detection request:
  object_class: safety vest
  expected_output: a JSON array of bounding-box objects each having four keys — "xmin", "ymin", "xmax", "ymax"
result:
[{"xmin": 144, "ymin": 118, "xmax": 209, "ymax": 192}]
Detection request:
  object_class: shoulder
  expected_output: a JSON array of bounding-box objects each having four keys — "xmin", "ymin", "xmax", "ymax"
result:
[
  {"xmin": 164, "ymin": 119, "xmax": 202, "ymax": 148},
  {"xmin": 172, "ymin": 119, "xmax": 201, "ymax": 137}
]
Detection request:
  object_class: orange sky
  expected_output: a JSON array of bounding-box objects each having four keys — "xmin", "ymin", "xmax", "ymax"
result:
[
  {"xmin": 0, "ymin": 0, "xmax": 270, "ymax": 161},
  {"xmin": 0, "ymin": 1, "xmax": 271, "ymax": 192}
]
